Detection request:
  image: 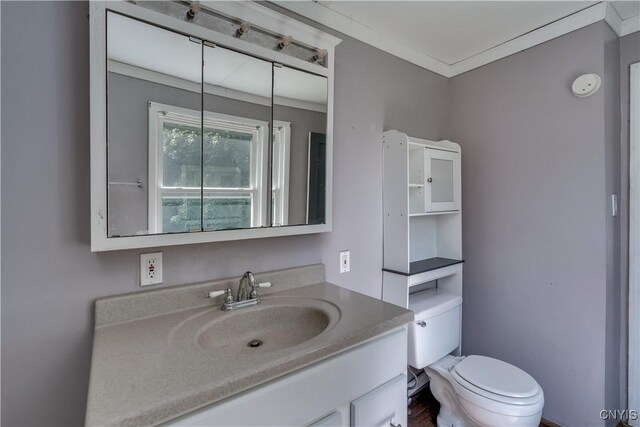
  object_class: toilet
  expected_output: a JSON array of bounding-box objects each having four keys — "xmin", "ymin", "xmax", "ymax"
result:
[{"xmin": 408, "ymin": 289, "xmax": 544, "ymax": 427}]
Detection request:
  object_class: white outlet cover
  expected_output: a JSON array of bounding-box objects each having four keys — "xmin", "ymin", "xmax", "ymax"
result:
[
  {"xmin": 572, "ymin": 73, "xmax": 601, "ymax": 97},
  {"xmin": 140, "ymin": 252, "xmax": 163, "ymax": 286}
]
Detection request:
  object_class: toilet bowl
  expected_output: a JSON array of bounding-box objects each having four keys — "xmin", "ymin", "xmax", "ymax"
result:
[
  {"xmin": 408, "ymin": 289, "xmax": 544, "ymax": 427},
  {"xmin": 425, "ymin": 355, "xmax": 544, "ymax": 427}
]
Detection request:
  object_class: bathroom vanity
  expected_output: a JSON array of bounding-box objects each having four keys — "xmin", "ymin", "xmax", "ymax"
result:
[{"xmin": 85, "ymin": 265, "xmax": 413, "ymax": 426}]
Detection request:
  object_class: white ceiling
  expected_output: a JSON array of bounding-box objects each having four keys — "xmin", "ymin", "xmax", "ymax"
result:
[
  {"xmin": 277, "ymin": 0, "xmax": 640, "ymax": 77},
  {"xmin": 107, "ymin": 13, "xmax": 328, "ymax": 105},
  {"xmin": 317, "ymin": 1, "xmax": 596, "ymax": 65}
]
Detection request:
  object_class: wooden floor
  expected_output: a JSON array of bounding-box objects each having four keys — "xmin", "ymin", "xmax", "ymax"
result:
[{"xmin": 408, "ymin": 386, "xmax": 440, "ymax": 427}]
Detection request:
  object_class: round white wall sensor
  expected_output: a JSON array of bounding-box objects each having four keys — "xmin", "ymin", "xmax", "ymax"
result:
[{"xmin": 572, "ymin": 73, "xmax": 601, "ymax": 97}]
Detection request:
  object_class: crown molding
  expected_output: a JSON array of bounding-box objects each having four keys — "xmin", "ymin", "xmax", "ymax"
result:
[
  {"xmin": 605, "ymin": 2, "xmax": 624, "ymax": 35},
  {"xmin": 620, "ymin": 16, "xmax": 640, "ymax": 37},
  {"xmin": 273, "ymin": 1, "xmax": 638, "ymax": 78},
  {"xmin": 605, "ymin": 2, "xmax": 640, "ymax": 37},
  {"xmin": 451, "ymin": 2, "xmax": 607, "ymax": 76}
]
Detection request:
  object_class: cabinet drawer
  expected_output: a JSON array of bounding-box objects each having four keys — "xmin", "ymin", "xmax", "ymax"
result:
[{"xmin": 351, "ymin": 374, "xmax": 407, "ymax": 427}]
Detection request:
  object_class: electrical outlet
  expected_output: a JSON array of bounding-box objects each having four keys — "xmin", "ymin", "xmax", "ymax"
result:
[
  {"xmin": 339, "ymin": 250, "xmax": 350, "ymax": 273},
  {"xmin": 140, "ymin": 252, "xmax": 163, "ymax": 286}
]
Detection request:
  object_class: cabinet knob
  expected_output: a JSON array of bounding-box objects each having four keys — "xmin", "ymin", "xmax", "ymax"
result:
[{"xmin": 427, "ymin": 177, "xmax": 433, "ymax": 183}]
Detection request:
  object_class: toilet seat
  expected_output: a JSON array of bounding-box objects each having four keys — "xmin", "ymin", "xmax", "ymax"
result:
[
  {"xmin": 452, "ymin": 355, "xmax": 540, "ymax": 401},
  {"xmin": 448, "ymin": 356, "xmax": 544, "ymax": 415}
]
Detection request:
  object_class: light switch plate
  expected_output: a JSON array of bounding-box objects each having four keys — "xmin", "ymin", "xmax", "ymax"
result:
[
  {"xmin": 140, "ymin": 252, "xmax": 163, "ymax": 286},
  {"xmin": 339, "ymin": 250, "xmax": 350, "ymax": 273}
]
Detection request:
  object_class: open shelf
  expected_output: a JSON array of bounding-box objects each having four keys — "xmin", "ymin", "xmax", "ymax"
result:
[
  {"xmin": 409, "ymin": 210, "xmax": 460, "ymax": 217},
  {"xmin": 383, "ymin": 257, "xmax": 464, "ymax": 276},
  {"xmin": 382, "ymin": 131, "xmax": 462, "ymax": 309},
  {"xmin": 409, "ymin": 186, "xmax": 425, "ymax": 214}
]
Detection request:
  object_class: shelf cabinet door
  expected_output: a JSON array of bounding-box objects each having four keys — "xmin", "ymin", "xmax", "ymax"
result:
[
  {"xmin": 350, "ymin": 375, "xmax": 407, "ymax": 427},
  {"xmin": 424, "ymin": 148, "xmax": 460, "ymax": 213}
]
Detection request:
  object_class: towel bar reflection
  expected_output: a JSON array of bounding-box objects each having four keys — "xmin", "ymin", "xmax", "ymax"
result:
[{"xmin": 108, "ymin": 179, "xmax": 143, "ymax": 188}]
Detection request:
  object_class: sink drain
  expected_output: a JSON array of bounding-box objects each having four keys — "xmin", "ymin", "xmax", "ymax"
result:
[{"xmin": 248, "ymin": 339, "xmax": 262, "ymax": 348}]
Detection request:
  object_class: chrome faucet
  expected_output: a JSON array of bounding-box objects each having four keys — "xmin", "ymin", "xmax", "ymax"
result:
[
  {"xmin": 237, "ymin": 271, "xmax": 257, "ymax": 302},
  {"xmin": 206, "ymin": 271, "xmax": 264, "ymax": 311}
]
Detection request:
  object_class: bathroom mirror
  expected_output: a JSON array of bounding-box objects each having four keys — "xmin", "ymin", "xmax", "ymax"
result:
[
  {"xmin": 201, "ymin": 45, "xmax": 273, "ymax": 231},
  {"xmin": 272, "ymin": 65, "xmax": 328, "ymax": 227},
  {"xmin": 91, "ymin": 2, "xmax": 340, "ymax": 250},
  {"xmin": 107, "ymin": 12, "xmax": 203, "ymax": 237}
]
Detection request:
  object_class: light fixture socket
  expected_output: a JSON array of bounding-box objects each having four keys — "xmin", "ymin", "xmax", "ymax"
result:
[
  {"xmin": 276, "ymin": 36, "xmax": 293, "ymax": 51},
  {"xmin": 311, "ymin": 48, "xmax": 327, "ymax": 63},
  {"xmin": 236, "ymin": 22, "xmax": 250, "ymax": 37},
  {"xmin": 186, "ymin": 1, "xmax": 200, "ymax": 21}
]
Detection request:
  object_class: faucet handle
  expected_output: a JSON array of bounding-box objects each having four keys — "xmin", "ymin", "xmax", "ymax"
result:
[
  {"xmin": 206, "ymin": 290, "xmax": 225, "ymax": 299},
  {"xmin": 224, "ymin": 288, "xmax": 235, "ymax": 304},
  {"xmin": 258, "ymin": 282, "xmax": 273, "ymax": 288}
]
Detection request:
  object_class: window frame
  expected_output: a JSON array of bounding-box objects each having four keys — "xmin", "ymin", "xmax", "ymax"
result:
[
  {"xmin": 148, "ymin": 101, "xmax": 289, "ymax": 233},
  {"xmin": 272, "ymin": 123, "xmax": 291, "ymax": 226},
  {"xmin": 629, "ymin": 61, "xmax": 640, "ymax": 427}
]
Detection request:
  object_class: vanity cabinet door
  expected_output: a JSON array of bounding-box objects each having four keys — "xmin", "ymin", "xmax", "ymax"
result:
[
  {"xmin": 424, "ymin": 148, "xmax": 460, "ymax": 213},
  {"xmin": 350, "ymin": 374, "xmax": 407, "ymax": 427}
]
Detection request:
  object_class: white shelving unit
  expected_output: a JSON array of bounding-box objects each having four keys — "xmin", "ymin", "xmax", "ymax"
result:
[{"xmin": 382, "ymin": 129, "xmax": 463, "ymax": 314}]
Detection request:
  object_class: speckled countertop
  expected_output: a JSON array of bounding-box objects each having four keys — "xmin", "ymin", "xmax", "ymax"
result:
[{"xmin": 85, "ymin": 265, "xmax": 413, "ymax": 426}]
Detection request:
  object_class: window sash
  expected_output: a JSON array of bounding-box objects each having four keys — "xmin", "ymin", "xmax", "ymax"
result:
[{"xmin": 148, "ymin": 102, "xmax": 269, "ymax": 233}]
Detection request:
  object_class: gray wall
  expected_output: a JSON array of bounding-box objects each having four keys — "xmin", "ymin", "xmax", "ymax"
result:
[
  {"xmin": 0, "ymin": 2, "xmax": 448, "ymax": 425},
  {"xmin": 108, "ymin": 72, "xmax": 324, "ymax": 235},
  {"xmin": 316, "ymin": 25, "xmax": 449, "ymax": 296},
  {"xmin": 448, "ymin": 22, "xmax": 621, "ymax": 426}
]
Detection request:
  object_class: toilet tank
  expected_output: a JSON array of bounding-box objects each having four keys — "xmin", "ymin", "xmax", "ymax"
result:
[{"xmin": 408, "ymin": 289, "xmax": 462, "ymax": 368}]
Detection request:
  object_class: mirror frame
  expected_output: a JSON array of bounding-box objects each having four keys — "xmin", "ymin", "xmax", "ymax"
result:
[{"xmin": 90, "ymin": 1, "xmax": 341, "ymax": 251}]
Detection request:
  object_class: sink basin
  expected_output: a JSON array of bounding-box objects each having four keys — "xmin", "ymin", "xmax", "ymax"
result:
[
  {"xmin": 198, "ymin": 305, "xmax": 330, "ymax": 354},
  {"xmin": 170, "ymin": 296, "xmax": 341, "ymax": 356}
]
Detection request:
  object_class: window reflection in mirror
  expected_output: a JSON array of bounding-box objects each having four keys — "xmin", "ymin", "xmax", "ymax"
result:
[
  {"xmin": 105, "ymin": 12, "xmax": 329, "ymax": 237},
  {"xmin": 202, "ymin": 45, "xmax": 273, "ymax": 231},
  {"xmin": 272, "ymin": 65, "xmax": 328, "ymax": 226},
  {"xmin": 106, "ymin": 12, "xmax": 202, "ymax": 237}
]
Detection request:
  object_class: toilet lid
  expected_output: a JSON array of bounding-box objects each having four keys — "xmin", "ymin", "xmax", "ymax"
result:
[{"xmin": 452, "ymin": 355, "xmax": 539, "ymax": 399}]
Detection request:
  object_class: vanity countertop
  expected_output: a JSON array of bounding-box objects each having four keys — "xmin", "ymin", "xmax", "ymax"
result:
[{"xmin": 85, "ymin": 272, "xmax": 413, "ymax": 426}]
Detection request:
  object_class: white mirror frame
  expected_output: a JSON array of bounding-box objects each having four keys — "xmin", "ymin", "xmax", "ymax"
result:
[{"xmin": 89, "ymin": 1, "xmax": 341, "ymax": 251}]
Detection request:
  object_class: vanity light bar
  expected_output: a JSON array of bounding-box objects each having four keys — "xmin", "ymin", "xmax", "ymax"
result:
[{"xmin": 131, "ymin": 1, "xmax": 329, "ymax": 68}]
